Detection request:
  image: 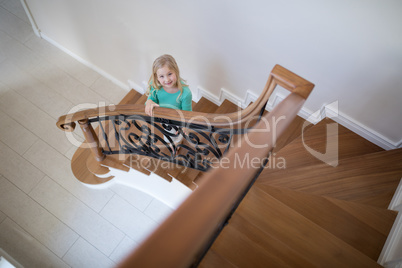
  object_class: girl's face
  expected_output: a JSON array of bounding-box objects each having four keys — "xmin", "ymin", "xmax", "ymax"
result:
[{"xmin": 156, "ymin": 65, "xmax": 177, "ymax": 89}]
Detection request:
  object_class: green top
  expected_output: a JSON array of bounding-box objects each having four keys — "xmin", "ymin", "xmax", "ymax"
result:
[{"xmin": 147, "ymin": 86, "xmax": 192, "ymax": 111}]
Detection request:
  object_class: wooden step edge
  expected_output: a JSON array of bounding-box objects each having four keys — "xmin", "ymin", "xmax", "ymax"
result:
[
  {"xmin": 264, "ymin": 117, "xmax": 385, "ymax": 171},
  {"xmin": 213, "ymin": 186, "xmax": 381, "ymax": 267},
  {"xmin": 120, "ymin": 89, "xmax": 142, "ymax": 105},
  {"xmin": 124, "ymin": 155, "xmax": 152, "ymax": 176},
  {"xmin": 272, "ymin": 115, "xmax": 314, "ymax": 153},
  {"xmin": 204, "ymin": 212, "xmax": 317, "ymax": 267},
  {"xmin": 71, "ymin": 145, "xmax": 114, "ymax": 185},
  {"xmin": 86, "ymin": 155, "xmax": 111, "ymax": 176},
  {"xmin": 193, "ymin": 97, "xmax": 219, "ymax": 114},
  {"xmin": 211, "ymin": 187, "xmax": 379, "ymax": 267},
  {"xmin": 258, "ymin": 147, "xmax": 402, "ymax": 181},
  {"xmin": 214, "ymin": 99, "xmax": 242, "ymax": 114},
  {"xmin": 198, "ymin": 249, "xmax": 237, "ymax": 268},
  {"xmin": 257, "ymin": 184, "xmax": 397, "ymax": 260},
  {"xmin": 69, "ymin": 90, "xmax": 141, "ymax": 184}
]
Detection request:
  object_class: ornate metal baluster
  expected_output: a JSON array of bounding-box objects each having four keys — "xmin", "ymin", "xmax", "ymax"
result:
[{"xmin": 85, "ymin": 114, "xmax": 250, "ymax": 171}]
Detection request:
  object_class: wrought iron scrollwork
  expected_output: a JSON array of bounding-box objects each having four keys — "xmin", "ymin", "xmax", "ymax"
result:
[{"xmin": 89, "ymin": 113, "xmax": 254, "ymax": 172}]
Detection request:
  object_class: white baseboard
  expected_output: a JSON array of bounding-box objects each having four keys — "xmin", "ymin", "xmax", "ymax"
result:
[
  {"xmin": 193, "ymin": 86, "xmax": 400, "ymax": 150},
  {"xmin": 389, "ymin": 179, "xmax": 402, "ymax": 211},
  {"xmin": 330, "ymin": 110, "xmax": 399, "ymax": 150},
  {"xmin": 378, "ymin": 212, "xmax": 402, "ymax": 265},
  {"xmin": 20, "ymin": 0, "xmax": 40, "ymax": 37},
  {"xmin": 40, "ymin": 33, "xmax": 130, "ymax": 92},
  {"xmin": 378, "ymin": 178, "xmax": 402, "ymax": 265}
]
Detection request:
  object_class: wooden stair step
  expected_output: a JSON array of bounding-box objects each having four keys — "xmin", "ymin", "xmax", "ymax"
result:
[
  {"xmin": 71, "ymin": 90, "xmax": 142, "ymax": 184},
  {"xmin": 258, "ymin": 148, "xmax": 402, "ymax": 208},
  {"xmin": 257, "ymin": 185, "xmax": 397, "ymax": 260},
  {"xmin": 72, "ymin": 144, "xmax": 114, "ymax": 185},
  {"xmin": 214, "ymin": 99, "xmax": 243, "ymax": 149},
  {"xmin": 124, "ymin": 154, "xmax": 151, "ymax": 176},
  {"xmin": 141, "ymin": 156, "xmax": 173, "ymax": 182},
  {"xmin": 272, "ymin": 115, "xmax": 314, "ymax": 153},
  {"xmin": 198, "ymin": 249, "xmax": 236, "ymax": 268},
  {"xmin": 200, "ymin": 213, "xmax": 316, "ymax": 268},
  {"xmin": 118, "ymin": 118, "xmax": 176, "ymax": 182},
  {"xmin": 201, "ymin": 215, "xmax": 316, "ymax": 268},
  {"xmin": 166, "ymin": 97, "xmax": 221, "ymax": 187},
  {"xmin": 181, "ymin": 99, "xmax": 242, "ymax": 187},
  {"xmin": 266, "ymin": 118, "xmax": 384, "ymax": 170},
  {"xmin": 87, "ymin": 154, "xmax": 129, "ymax": 175},
  {"xmin": 100, "ymin": 91, "xmax": 149, "ymax": 175},
  {"xmin": 134, "ymin": 93, "xmax": 149, "ymax": 106},
  {"xmin": 120, "ymin": 89, "xmax": 142, "ymax": 104},
  {"xmin": 214, "ymin": 99, "xmax": 241, "ymax": 114},
  {"xmin": 193, "ymin": 97, "xmax": 219, "ymax": 114},
  {"xmin": 204, "ymin": 186, "xmax": 380, "ymax": 267}
]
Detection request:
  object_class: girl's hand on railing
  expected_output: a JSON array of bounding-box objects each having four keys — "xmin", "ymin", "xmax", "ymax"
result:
[{"xmin": 145, "ymin": 99, "xmax": 160, "ymax": 116}]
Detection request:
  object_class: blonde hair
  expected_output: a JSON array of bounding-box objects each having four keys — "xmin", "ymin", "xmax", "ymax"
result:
[{"xmin": 147, "ymin": 54, "xmax": 188, "ymax": 101}]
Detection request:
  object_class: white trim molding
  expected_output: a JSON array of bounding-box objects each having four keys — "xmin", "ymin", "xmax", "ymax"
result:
[
  {"xmin": 192, "ymin": 86, "xmax": 400, "ymax": 150},
  {"xmin": 378, "ymin": 179, "xmax": 402, "ymax": 265},
  {"xmin": 40, "ymin": 33, "xmax": 130, "ymax": 92},
  {"xmin": 20, "ymin": 0, "xmax": 41, "ymax": 37}
]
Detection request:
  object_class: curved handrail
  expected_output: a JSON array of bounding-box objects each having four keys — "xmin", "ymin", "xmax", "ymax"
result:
[
  {"xmin": 56, "ymin": 65, "xmax": 314, "ymax": 132},
  {"xmin": 117, "ymin": 90, "xmax": 312, "ymax": 268},
  {"xmin": 113, "ymin": 65, "xmax": 314, "ymax": 268}
]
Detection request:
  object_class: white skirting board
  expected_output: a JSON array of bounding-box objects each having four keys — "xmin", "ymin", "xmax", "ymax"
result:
[
  {"xmin": 0, "ymin": 249, "xmax": 23, "ymax": 268},
  {"xmin": 378, "ymin": 178, "xmax": 402, "ymax": 265}
]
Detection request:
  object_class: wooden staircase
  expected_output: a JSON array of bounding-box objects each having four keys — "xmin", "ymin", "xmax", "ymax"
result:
[
  {"xmin": 198, "ymin": 117, "xmax": 402, "ymax": 267},
  {"xmin": 68, "ymin": 89, "xmax": 402, "ymax": 267}
]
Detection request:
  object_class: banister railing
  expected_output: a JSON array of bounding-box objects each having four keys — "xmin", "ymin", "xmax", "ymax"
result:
[
  {"xmin": 116, "ymin": 66, "xmax": 314, "ymax": 267},
  {"xmin": 57, "ymin": 65, "xmax": 311, "ymax": 172}
]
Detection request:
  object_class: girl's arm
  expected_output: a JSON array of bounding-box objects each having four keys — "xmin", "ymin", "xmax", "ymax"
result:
[
  {"xmin": 181, "ymin": 88, "xmax": 193, "ymax": 111},
  {"xmin": 145, "ymin": 99, "xmax": 159, "ymax": 116}
]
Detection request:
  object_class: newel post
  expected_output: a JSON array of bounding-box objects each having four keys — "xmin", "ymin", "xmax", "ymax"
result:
[{"xmin": 78, "ymin": 119, "xmax": 105, "ymax": 161}]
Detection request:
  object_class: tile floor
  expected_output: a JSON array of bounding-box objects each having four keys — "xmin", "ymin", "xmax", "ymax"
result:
[{"xmin": 0, "ymin": 0, "xmax": 174, "ymax": 267}]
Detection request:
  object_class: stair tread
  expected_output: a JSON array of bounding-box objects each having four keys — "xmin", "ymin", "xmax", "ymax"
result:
[
  {"xmin": 257, "ymin": 185, "xmax": 397, "ymax": 259},
  {"xmin": 124, "ymin": 155, "xmax": 151, "ymax": 176},
  {"xmin": 202, "ymin": 215, "xmax": 316, "ymax": 268},
  {"xmin": 193, "ymin": 97, "xmax": 219, "ymax": 114},
  {"xmin": 168, "ymin": 97, "xmax": 219, "ymax": 186},
  {"xmin": 272, "ymin": 115, "xmax": 313, "ymax": 153},
  {"xmin": 199, "ymin": 249, "xmax": 237, "ymax": 268},
  {"xmin": 258, "ymin": 148, "xmax": 402, "ymax": 208},
  {"xmin": 71, "ymin": 144, "xmax": 114, "ymax": 184},
  {"xmin": 120, "ymin": 89, "xmax": 142, "ymax": 105},
  {"xmin": 214, "ymin": 99, "xmax": 241, "ymax": 114},
  {"xmin": 205, "ymin": 186, "xmax": 381, "ymax": 267},
  {"xmin": 267, "ymin": 118, "xmax": 384, "ymax": 170},
  {"xmin": 71, "ymin": 90, "xmax": 142, "ymax": 184},
  {"xmin": 185, "ymin": 99, "xmax": 243, "ymax": 186}
]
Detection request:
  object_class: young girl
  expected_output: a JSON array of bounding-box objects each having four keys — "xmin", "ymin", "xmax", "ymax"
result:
[{"xmin": 145, "ymin": 54, "xmax": 192, "ymax": 116}]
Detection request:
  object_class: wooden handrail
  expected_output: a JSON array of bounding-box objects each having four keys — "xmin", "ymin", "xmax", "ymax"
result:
[
  {"xmin": 117, "ymin": 90, "xmax": 311, "ymax": 268},
  {"xmin": 54, "ymin": 63, "xmax": 314, "ymax": 266},
  {"xmin": 56, "ymin": 65, "xmax": 313, "ymax": 132}
]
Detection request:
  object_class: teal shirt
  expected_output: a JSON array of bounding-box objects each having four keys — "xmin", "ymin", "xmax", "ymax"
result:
[{"xmin": 147, "ymin": 86, "xmax": 192, "ymax": 111}]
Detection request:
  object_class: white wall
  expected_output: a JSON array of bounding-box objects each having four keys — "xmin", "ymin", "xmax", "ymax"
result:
[{"xmin": 24, "ymin": 0, "xmax": 402, "ymax": 148}]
